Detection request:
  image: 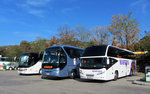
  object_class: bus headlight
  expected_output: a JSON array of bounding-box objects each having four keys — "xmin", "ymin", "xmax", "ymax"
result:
[{"xmin": 80, "ymin": 69, "xmax": 84, "ymax": 74}]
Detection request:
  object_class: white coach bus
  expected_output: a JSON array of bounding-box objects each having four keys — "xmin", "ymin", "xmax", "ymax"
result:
[
  {"xmin": 80, "ymin": 45, "xmax": 136, "ymax": 81},
  {"xmin": 18, "ymin": 53, "xmax": 43, "ymax": 75}
]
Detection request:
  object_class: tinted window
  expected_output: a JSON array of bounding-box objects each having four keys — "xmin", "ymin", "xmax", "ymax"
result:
[
  {"xmin": 107, "ymin": 47, "xmax": 119, "ymax": 57},
  {"xmin": 80, "ymin": 58, "xmax": 107, "ymax": 69},
  {"xmin": 19, "ymin": 53, "xmax": 40, "ymax": 68},
  {"xmin": 107, "ymin": 46, "xmax": 134, "ymax": 59},
  {"xmin": 42, "ymin": 47, "xmax": 67, "ymax": 70},
  {"xmin": 109, "ymin": 58, "xmax": 118, "ymax": 65},
  {"xmin": 82, "ymin": 45, "xmax": 107, "ymax": 56},
  {"xmin": 64, "ymin": 47, "xmax": 83, "ymax": 58},
  {"xmin": 59, "ymin": 49, "xmax": 67, "ymax": 70}
]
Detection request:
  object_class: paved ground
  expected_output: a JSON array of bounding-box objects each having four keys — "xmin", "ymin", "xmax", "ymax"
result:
[{"xmin": 0, "ymin": 71, "xmax": 150, "ymax": 94}]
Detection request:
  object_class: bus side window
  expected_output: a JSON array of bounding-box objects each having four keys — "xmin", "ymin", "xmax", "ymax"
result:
[
  {"xmin": 29, "ymin": 57, "xmax": 35, "ymax": 66},
  {"xmin": 108, "ymin": 47, "xmax": 118, "ymax": 57},
  {"xmin": 64, "ymin": 47, "xmax": 82, "ymax": 58},
  {"xmin": 60, "ymin": 55, "xmax": 66, "ymax": 63},
  {"xmin": 109, "ymin": 58, "xmax": 118, "ymax": 65}
]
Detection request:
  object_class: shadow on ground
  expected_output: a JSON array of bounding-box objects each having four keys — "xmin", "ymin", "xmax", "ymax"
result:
[{"xmin": 74, "ymin": 78, "xmax": 109, "ymax": 83}]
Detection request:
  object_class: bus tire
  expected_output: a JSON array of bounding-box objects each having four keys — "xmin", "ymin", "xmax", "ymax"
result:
[
  {"xmin": 114, "ymin": 71, "xmax": 118, "ymax": 81},
  {"xmin": 14, "ymin": 67, "xmax": 17, "ymax": 70},
  {"xmin": 9, "ymin": 67, "xmax": 13, "ymax": 70},
  {"xmin": 70, "ymin": 70, "xmax": 76, "ymax": 79}
]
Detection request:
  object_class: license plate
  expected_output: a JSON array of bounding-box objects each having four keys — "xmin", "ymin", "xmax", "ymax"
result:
[
  {"xmin": 46, "ymin": 73, "xmax": 50, "ymax": 75},
  {"xmin": 86, "ymin": 74, "xmax": 94, "ymax": 79}
]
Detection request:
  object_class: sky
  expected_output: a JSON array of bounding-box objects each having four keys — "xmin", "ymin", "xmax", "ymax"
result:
[{"xmin": 0, "ymin": 0, "xmax": 150, "ymax": 46}]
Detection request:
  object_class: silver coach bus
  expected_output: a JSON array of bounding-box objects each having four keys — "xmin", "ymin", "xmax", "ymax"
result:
[{"xmin": 42, "ymin": 45, "xmax": 84, "ymax": 79}]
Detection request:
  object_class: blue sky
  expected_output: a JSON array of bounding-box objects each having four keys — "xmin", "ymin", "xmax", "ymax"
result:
[{"xmin": 0, "ymin": 0, "xmax": 150, "ymax": 46}]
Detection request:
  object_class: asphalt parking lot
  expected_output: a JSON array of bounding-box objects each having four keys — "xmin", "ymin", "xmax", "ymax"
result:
[{"xmin": 0, "ymin": 71, "xmax": 150, "ymax": 94}]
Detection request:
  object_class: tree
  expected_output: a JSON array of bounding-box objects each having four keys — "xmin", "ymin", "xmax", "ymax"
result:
[
  {"xmin": 108, "ymin": 11, "xmax": 140, "ymax": 50},
  {"xmin": 30, "ymin": 36, "xmax": 46, "ymax": 52},
  {"xmin": 44, "ymin": 36, "xmax": 58, "ymax": 49},
  {"xmin": 5, "ymin": 46, "xmax": 22, "ymax": 57},
  {"xmin": 57, "ymin": 25, "xmax": 78, "ymax": 46},
  {"xmin": 90, "ymin": 26, "xmax": 110, "ymax": 45},
  {"xmin": 136, "ymin": 31, "xmax": 150, "ymax": 71},
  {"xmin": 0, "ymin": 47, "xmax": 6, "ymax": 56},
  {"xmin": 76, "ymin": 25, "xmax": 91, "ymax": 48},
  {"xmin": 139, "ymin": 31, "xmax": 150, "ymax": 51},
  {"xmin": 20, "ymin": 40, "xmax": 31, "ymax": 52},
  {"xmin": 76, "ymin": 25, "xmax": 91, "ymax": 42}
]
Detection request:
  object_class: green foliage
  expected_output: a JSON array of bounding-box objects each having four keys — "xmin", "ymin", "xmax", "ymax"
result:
[
  {"xmin": 20, "ymin": 40, "xmax": 31, "ymax": 52},
  {"xmin": 139, "ymin": 33, "xmax": 150, "ymax": 51},
  {"xmin": 136, "ymin": 32, "xmax": 150, "ymax": 72},
  {"xmin": 30, "ymin": 36, "xmax": 47, "ymax": 53},
  {"xmin": 1, "ymin": 45, "xmax": 23, "ymax": 57}
]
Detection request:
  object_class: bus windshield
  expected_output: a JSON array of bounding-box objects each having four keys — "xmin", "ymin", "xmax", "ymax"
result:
[
  {"xmin": 19, "ymin": 55, "xmax": 30, "ymax": 67},
  {"xmin": 82, "ymin": 45, "xmax": 107, "ymax": 57},
  {"xmin": 80, "ymin": 58, "xmax": 107, "ymax": 69},
  {"xmin": 19, "ymin": 53, "xmax": 39, "ymax": 68},
  {"xmin": 43, "ymin": 47, "xmax": 61, "ymax": 64},
  {"xmin": 42, "ymin": 47, "xmax": 61, "ymax": 68}
]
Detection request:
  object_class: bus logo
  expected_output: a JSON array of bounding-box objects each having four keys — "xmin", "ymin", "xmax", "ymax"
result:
[{"xmin": 120, "ymin": 60, "xmax": 129, "ymax": 65}]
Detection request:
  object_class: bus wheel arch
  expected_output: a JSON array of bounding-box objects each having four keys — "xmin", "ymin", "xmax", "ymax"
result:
[{"xmin": 70, "ymin": 70, "xmax": 77, "ymax": 79}]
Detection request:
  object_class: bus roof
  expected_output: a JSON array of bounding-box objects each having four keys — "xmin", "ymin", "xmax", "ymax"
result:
[
  {"xmin": 107, "ymin": 45, "xmax": 134, "ymax": 54},
  {"xmin": 81, "ymin": 45, "xmax": 134, "ymax": 58},
  {"xmin": 47, "ymin": 45, "xmax": 84, "ymax": 50}
]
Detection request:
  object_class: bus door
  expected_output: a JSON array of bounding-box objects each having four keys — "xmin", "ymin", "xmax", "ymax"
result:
[
  {"xmin": 67, "ymin": 58, "xmax": 80, "ymax": 73},
  {"xmin": 108, "ymin": 58, "xmax": 118, "ymax": 77},
  {"xmin": 59, "ymin": 49, "xmax": 68, "ymax": 77}
]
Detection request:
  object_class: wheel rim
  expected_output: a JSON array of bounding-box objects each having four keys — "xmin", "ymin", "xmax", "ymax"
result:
[
  {"xmin": 70, "ymin": 72, "xmax": 75, "ymax": 79},
  {"xmin": 9, "ymin": 67, "xmax": 12, "ymax": 70},
  {"xmin": 114, "ymin": 72, "xmax": 118, "ymax": 80}
]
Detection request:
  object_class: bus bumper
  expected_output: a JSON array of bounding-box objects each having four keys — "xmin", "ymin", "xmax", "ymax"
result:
[
  {"xmin": 18, "ymin": 68, "xmax": 38, "ymax": 75},
  {"xmin": 79, "ymin": 69, "xmax": 108, "ymax": 81},
  {"xmin": 42, "ymin": 68, "xmax": 60, "ymax": 77}
]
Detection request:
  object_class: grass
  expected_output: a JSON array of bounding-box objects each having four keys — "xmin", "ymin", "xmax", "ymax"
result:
[
  {"xmin": 140, "ymin": 76, "xmax": 150, "ymax": 83},
  {"xmin": 140, "ymin": 77, "xmax": 146, "ymax": 82}
]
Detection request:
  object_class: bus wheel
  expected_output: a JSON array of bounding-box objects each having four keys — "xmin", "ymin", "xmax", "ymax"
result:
[
  {"xmin": 114, "ymin": 71, "xmax": 118, "ymax": 81},
  {"xmin": 9, "ymin": 67, "xmax": 13, "ymax": 70},
  {"xmin": 70, "ymin": 71, "xmax": 76, "ymax": 79}
]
